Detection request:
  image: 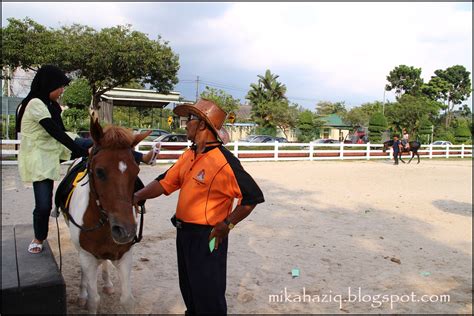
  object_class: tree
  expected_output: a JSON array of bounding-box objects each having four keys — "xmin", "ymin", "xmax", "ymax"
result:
[
  {"xmin": 62, "ymin": 78, "xmax": 92, "ymax": 108},
  {"xmin": 62, "ymin": 107, "xmax": 89, "ymax": 132},
  {"xmin": 343, "ymin": 101, "xmax": 383, "ymax": 128},
  {"xmin": 432, "ymin": 65, "xmax": 472, "ymax": 127},
  {"xmin": 2, "ymin": 18, "xmax": 180, "ymax": 113},
  {"xmin": 422, "ymin": 76, "xmax": 449, "ymax": 104},
  {"xmin": 315, "ymin": 101, "xmax": 347, "ymax": 116},
  {"xmin": 271, "ymin": 102, "xmax": 299, "ymax": 139},
  {"xmin": 417, "ymin": 117, "xmax": 434, "ymax": 144},
  {"xmin": 246, "ymin": 69, "xmax": 287, "ymax": 104},
  {"xmin": 246, "ymin": 69, "xmax": 289, "ymax": 129},
  {"xmin": 368, "ymin": 112, "xmax": 388, "ymax": 143},
  {"xmin": 200, "ymin": 86, "xmax": 240, "ymax": 116},
  {"xmin": 385, "ymin": 94, "xmax": 440, "ymax": 138},
  {"xmin": 1, "ymin": 17, "xmax": 56, "ymax": 74},
  {"xmin": 296, "ymin": 109, "xmax": 323, "ymax": 142},
  {"xmin": 385, "ymin": 65, "xmax": 423, "ymax": 97},
  {"xmin": 454, "ymin": 120, "xmax": 471, "ymax": 144}
]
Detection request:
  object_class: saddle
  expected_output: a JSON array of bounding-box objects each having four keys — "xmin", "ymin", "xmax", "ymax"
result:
[{"xmin": 53, "ymin": 157, "xmax": 147, "ymax": 220}]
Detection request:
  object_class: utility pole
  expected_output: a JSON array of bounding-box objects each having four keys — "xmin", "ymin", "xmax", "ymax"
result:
[
  {"xmin": 382, "ymin": 88, "xmax": 386, "ymax": 115},
  {"xmin": 195, "ymin": 75, "xmax": 200, "ymax": 101}
]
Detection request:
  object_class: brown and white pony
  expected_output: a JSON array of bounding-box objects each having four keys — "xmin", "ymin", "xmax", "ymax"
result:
[{"xmin": 67, "ymin": 116, "xmax": 150, "ymax": 313}]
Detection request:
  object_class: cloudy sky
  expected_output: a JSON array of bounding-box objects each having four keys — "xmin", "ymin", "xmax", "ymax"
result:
[{"xmin": 2, "ymin": 2, "xmax": 472, "ymax": 110}]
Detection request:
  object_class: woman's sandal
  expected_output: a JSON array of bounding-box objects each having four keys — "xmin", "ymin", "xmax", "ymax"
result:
[{"xmin": 28, "ymin": 241, "xmax": 44, "ymax": 254}]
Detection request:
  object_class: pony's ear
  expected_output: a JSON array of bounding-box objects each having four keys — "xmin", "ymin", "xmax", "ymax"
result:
[
  {"xmin": 131, "ymin": 130, "xmax": 152, "ymax": 147},
  {"xmin": 89, "ymin": 111, "xmax": 103, "ymax": 145}
]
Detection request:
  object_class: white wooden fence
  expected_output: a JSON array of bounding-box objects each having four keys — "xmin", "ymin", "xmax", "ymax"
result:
[{"xmin": 1, "ymin": 139, "xmax": 472, "ymax": 165}]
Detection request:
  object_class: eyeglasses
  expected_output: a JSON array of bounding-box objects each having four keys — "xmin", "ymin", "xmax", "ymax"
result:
[{"xmin": 187, "ymin": 114, "xmax": 200, "ymax": 122}]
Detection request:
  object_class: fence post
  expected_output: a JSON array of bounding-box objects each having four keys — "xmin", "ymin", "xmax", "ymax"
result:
[
  {"xmin": 309, "ymin": 141, "xmax": 314, "ymax": 161},
  {"xmin": 274, "ymin": 141, "xmax": 279, "ymax": 161},
  {"xmin": 429, "ymin": 144, "xmax": 433, "ymax": 159},
  {"xmin": 366, "ymin": 142, "xmax": 370, "ymax": 160},
  {"xmin": 234, "ymin": 141, "xmax": 239, "ymax": 158},
  {"xmin": 461, "ymin": 143, "xmax": 465, "ymax": 159},
  {"xmin": 446, "ymin": 144, "xmax": 449, "ymax": 159},
  {"xmin": 339, "ymin": 143, "xmax": 344, "ymax": 160}
]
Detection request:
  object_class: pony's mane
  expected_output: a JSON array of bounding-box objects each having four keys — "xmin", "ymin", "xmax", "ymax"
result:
[{"xmin": 100, "ymin": 126, "xmax": 135, "ymax": 149}]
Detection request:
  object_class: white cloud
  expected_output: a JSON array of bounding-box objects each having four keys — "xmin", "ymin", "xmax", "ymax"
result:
[{"xmin": 175, "ymin": 2, "xmax": 471, "ymax": 106}]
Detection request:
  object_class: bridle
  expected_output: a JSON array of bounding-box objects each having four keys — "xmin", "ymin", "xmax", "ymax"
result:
[{"xmin": 67, "ymin": 145, "xmax": 144, "ymax": 244}]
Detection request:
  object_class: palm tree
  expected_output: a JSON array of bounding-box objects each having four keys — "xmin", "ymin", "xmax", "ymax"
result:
[
  {"xmin": 257, "ymin": 69, "xmax": 287, "ymax": 102},
  {"xmin": 246, "ymin": 69, "xmax": 287, "ymax": 105}
]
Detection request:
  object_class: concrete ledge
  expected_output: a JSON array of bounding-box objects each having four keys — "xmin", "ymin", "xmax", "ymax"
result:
[{"xmin": 1, "ymin": 224, "xmax": 66, "ymax": 314}]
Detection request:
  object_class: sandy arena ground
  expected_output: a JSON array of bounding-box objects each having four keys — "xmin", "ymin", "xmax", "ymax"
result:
[{"xmin": 1, "ymin": 159, "xmax": 472, "ymax": 314}]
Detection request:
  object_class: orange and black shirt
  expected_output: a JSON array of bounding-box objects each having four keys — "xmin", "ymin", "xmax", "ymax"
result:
[{"xmin": 156, "ymin": 145, "xmax": 264, "ymax": 226}]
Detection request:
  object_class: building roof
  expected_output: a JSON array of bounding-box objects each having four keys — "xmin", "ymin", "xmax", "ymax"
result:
[
  {"xmin": 236, "ymin": 104, "xmax": 252, "ymax": 119},
  {"xmin": 100, "ymin": 87, "xmax": 184, "ymax": 108},
  {"xmin": 321, "ymin": 114, "xmax": 352, "ymax": 128}
]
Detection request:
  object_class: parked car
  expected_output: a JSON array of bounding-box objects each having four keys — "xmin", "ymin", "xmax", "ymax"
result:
[
  {"xmin": 431, "ymin": 141, "xmax": 452, "ymax": 146},
  {"xmin": 239, "ymin": 135, "xmax": 288, "ymax": 143},
  {"xmin": 274, "ymin": 137, "xmax": 289, "ymax": 143},
  {"xmin": 313, "ymin": 138, "xmax": 339, "ymax": 144},
  {"xmin": 239, "ymin": 135, "xmax": 260, "ymax": 142},
  {"xmin": 344, "ymin": 134, "xmax": 368, "ymax": 144},
  {"xmin": 153, "ymin": 134, "xmax": 189, "ymax": 149},
  {"xmin": 251, "ymin": 135, "xmax": 288, "ymax": 143},
  {"xmin": 136, "ymin": 128, "xmax": 170, "ymax": 141}
]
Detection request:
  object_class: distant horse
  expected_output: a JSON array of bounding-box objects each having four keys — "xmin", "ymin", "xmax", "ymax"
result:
[
  {"xmin": 64, "ymin": 115, "xmax": 150, "ymax": 313},
  {"xmin": 383, "ymin": 140, "xmax": 421, "ymax": 164}
]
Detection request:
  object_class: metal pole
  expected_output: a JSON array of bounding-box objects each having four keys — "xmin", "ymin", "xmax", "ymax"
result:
[
  {"xmin": 6, "ymin": 67, "xmax": 11, "ymax": 139},
  {"xmin": 382, "ymin": 89, "xmax": 386, "ymax": 115},
  {"xmin": 6, "ymin": 99, "xmax": 9, "ymax": 139},
  {"xmin": 195, "ymin": 76, "xmax": 200, "ymax": 101}
]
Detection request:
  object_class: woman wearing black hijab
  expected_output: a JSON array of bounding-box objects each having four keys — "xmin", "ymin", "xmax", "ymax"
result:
[
  {"xmin": 16, "ymin": 65, "xmax": 91, "ymax": 253},
  {"xmin": 17, "ymin": 65, "xmax": 156, "ymax": 253}
]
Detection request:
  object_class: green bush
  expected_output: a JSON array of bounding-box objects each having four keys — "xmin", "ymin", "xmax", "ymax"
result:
[
  {"xmin": 255, "ymin": 126, "xmax": 276, "ymax": 136},
  {"xmin": 368, "ymin": 112, "xmax": 387, "ymax": 143},
  {"xmin": 434, "ymin": 128, "xmax": 455, "ymax": 144},
  {"xmin": 62, "ymin": 78, "xmax": 92, "ymax": 108},
  {"xmin": 454, "ymin": 123, "xmax": 472, "ymax": 144},
  {"xmin": 62, "ymin": 107, "xmax": 90, "ymax": 132}
]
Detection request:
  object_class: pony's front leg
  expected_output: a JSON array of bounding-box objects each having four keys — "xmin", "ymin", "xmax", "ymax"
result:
[
  {"xmin": 79, "ymin": 251, "xmax": 101, "ymax": 314},
  {"xmin": 399, "ymin": 152, "xmax": 405, "ymax": 163},
  {"xmin": 78, "ymin": 266, "xmax": 88, "ymax": 307},
  {"xmin": 101, "ymin": 260, "xmax": 115, "ymax": 294},
  {"xmin": 112, "ymin": 249, "xmax": 135, "ymax": 313},
  {"xmin": 407, "ymin": 151, "xmax": 414, "ymax": 164}
]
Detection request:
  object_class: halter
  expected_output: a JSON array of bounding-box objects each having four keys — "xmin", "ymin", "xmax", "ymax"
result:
[{"xmin": 67, "ymin": 145, "xmax": 144, "ymax": 244}]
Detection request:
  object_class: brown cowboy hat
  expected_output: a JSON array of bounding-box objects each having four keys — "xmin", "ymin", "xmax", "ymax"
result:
[{"xmin": 173, "ymin": 99, "xmax": 230, "ymax": 144}]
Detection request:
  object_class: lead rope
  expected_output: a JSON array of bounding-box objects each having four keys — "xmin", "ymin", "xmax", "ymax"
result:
[{"xmin": 55, "ymin": 215, "xmax": 62, "ymax": 272}]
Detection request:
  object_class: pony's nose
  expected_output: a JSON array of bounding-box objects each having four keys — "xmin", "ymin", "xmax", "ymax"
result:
[{"xmin": 111, "ymin": 224, "xmax": 136, "ymax": 244}]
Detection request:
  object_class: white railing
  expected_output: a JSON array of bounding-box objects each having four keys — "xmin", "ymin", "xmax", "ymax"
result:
[{"xmin": 1, "ymin": 140, "xmax": 472, "ymax": 165}]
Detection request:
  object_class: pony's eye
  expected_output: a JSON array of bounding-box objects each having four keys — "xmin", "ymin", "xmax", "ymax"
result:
[{"xmin": 95, "ymin": 167, "xmax": 107, "ymax": 181}]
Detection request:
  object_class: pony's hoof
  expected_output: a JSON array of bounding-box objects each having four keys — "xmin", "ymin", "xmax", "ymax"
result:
[
  {"xmin": 103, "ymin": 286, "xmax": 115, "ymax": 295},
  {"xmin": 77, "ymin": 297, "xmax": 87, "ymax": 307},
  {"xmin": 121, "ymin": 296, "xmax": 136, "ymax": 313}
]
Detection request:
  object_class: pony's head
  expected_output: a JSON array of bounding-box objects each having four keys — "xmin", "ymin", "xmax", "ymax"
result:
[
  {"xmin": 88, "ymin": 115, "xmax": 150, "ymax": 244},
  {"xmin": 382, "ymin": 140, "xmax": 393, "ymax": 153}
]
